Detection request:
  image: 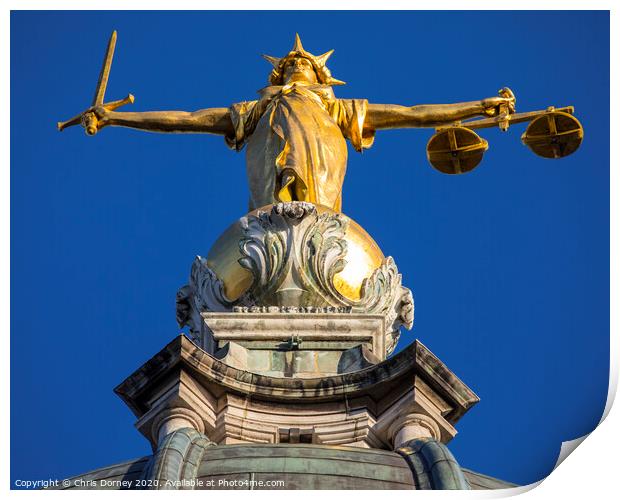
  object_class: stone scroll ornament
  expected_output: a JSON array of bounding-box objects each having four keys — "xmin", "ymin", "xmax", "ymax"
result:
[{"xmin": 176, "ymin": 202, "xmax": 413, "ymax": 355}]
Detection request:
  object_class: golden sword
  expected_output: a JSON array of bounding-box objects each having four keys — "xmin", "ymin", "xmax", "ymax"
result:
[{"xmin": 57, "ymin": 30, "xmax": 134, "ymax": 135}]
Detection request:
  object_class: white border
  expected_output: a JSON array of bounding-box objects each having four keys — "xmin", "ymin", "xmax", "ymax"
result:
[{"xmin": 3, "ymin": 2, "xmax": 616, "ymax": 499}]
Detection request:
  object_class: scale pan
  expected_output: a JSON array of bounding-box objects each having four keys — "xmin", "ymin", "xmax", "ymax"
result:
[
  {"xmin": 521, "ymin": 111, "xmax": 583, "ymax": 159},
  {"xmin": 426, "ymin": 127, "xmax": 488, "ymax": 174}
]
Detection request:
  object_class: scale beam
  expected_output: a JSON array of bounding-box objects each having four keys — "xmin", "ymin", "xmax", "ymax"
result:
[{"xmin": 459, "ymin": 106, "xmax": 575, "ymax": 131}]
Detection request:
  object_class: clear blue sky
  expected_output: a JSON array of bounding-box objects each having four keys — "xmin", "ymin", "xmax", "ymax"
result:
[{"xmin": 11, "ymin": 11, "xmax": 609, "ymax": 488}]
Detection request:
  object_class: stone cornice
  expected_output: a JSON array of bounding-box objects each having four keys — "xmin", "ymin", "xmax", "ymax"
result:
[{"xmin": 114, "ymin": 335, "xmax": 479, "ymax": 425}]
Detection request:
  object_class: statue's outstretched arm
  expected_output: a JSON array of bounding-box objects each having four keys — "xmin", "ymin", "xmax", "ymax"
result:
[
  {"xmin": 92, "ymin": 106, "xmax": 234, "ymax": 135},
  {"xmin": 365, "ymin": 96, "xmax": 515, "ymax": 130}
]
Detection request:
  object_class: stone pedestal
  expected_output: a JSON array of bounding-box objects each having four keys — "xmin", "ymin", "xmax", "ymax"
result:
[
  {"xmin": 175, "ymin": 203, "xmax": 414, "ymax": 358},
  {"xmin": 109, "ymin": 202, "xmax": 483, "ymax": 489},
  {"xmin": 203, "ymin": 310, "xmax": 385, "ymax": 377}
]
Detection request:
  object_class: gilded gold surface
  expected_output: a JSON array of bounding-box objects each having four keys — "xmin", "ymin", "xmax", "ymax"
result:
[
  {"xmin": 58, "ymin": 31, "xmax": 135, "ymax": 134},
  {"xmin": 58, "ymin": 32, "xmax": 584, "ymax": 326},
  {"xmin": 59, "ymin": 33, "xmax": 539, "ymax": 212},
  {"xmin": 206, "ymin": 204, "xmax": 384, "ymax": 302},
  {"xmin": 521, "ymin": 111, "xmax": 584, "ymax": 159},
  {"xmin": 426, "ymin": 127, "xmax": 489, "ymax": 174}
]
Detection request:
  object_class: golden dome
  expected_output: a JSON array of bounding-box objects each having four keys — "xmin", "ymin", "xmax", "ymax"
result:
[{"xmin": 206, "ymin": 204, "xmax": 384, "ymax": 302}]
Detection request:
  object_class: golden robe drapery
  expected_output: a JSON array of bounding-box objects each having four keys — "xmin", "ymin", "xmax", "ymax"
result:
[{"xmin": 226, "ymin": 83, "xmax": 375, "ymax": 212}]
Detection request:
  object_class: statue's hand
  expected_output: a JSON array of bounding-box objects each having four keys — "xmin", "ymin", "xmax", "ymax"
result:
[
  {"xmin": 92, "ymin": 106, "xmax": 111, "ymax": 125},
  {"xmin": 80, "ymin": 106, "xmax": 110, "ymax": 135},
  {"xmin": 481, "ymin": 95, "xmax": 516, "ymax": 117}
]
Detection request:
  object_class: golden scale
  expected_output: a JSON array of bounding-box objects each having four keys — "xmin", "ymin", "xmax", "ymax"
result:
[
  {"xmin": 59, "ymin": 33, "xmax": 585, "ymax": 173},
  {"xmin": 426, "ymin": 87, "xmax": 584, "ymax": 174}
]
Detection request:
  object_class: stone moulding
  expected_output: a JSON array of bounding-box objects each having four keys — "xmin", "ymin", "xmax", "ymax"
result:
[
  {"xmin": 114, "ymin": 335, "xmax": 479, "ymax": 450},
  {"xmin": 202, "ymin": 312, "xmax": 386, "ymax": 376},
  {"xmin": 176, "ymin": 202, "xmax": 414, "ymax": 355},
  {"xmin": 202, "ymin": 312, "xmax": 386, "ymax": 355}
]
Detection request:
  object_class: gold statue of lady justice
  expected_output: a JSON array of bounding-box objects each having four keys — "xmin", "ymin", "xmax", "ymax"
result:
[{"xmin": 67, "ymin": 34, "xmax": 515, "ymax": 212}]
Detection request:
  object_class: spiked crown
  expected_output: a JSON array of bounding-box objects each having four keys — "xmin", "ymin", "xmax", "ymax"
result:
[{"xmin": 262, "ymin": 34, "xmax": 345, "ymax": 86}]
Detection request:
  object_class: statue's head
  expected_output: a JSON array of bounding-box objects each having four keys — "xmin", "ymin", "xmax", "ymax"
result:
[
  {"xmin": 263, "ymin": 34, "xmax": 345, "ymax": 87},
  {"xmin": 281, "ymin": 56, "xmax": 318, "ymax": 85}
]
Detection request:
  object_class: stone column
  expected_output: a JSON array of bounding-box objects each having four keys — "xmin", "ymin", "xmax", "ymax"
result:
[
  {"xmin": 389, "ymin": 414, "xmax": 442, "ymax": 449},
  {"xmin": 151, "ymin": 408, "xmax": 205, "ymax": 446}
]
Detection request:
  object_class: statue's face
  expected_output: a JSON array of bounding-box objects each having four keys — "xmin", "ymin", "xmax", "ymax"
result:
[{"xmin": 282, "ymin": 56, "xmax": 318, "ymax": 84}]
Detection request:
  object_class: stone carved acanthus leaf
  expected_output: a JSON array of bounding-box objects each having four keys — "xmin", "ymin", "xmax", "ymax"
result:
[{"xmin": 176, "ymin": 202, "xmax": 413, "ymax": 355}]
